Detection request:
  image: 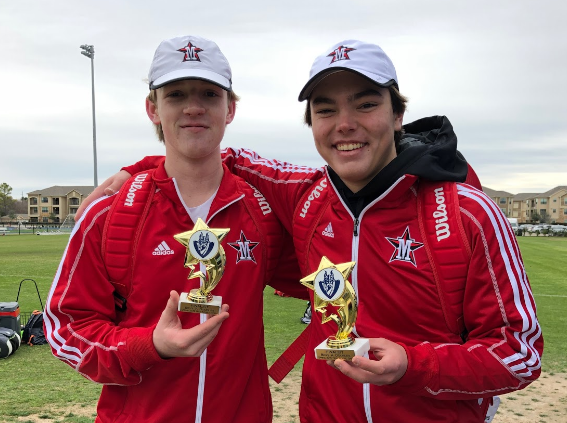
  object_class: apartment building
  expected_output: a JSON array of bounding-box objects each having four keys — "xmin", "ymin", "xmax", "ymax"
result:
[
  {"xmin": 27, "ymin": 186, "xmax": 93, "ymax": 223},
  {"xmin": 483, "ymin": 185, "xmax": 567, "ymax": 224},
  {"xmin": 482, "ymin": 187, "xmax": 515, "ymax": 217}
]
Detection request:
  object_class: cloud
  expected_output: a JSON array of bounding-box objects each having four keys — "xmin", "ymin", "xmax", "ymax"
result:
[{"xmin": 1, "ymin": 0, "xmax": 565, "ymax": 197}]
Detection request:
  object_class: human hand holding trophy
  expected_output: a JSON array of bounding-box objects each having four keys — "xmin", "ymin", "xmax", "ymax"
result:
[
  {"xmin": 300, "ymin": 256, "xmax": 370, "ymax": 360},
  {"xmin": 173, "ymin": 218, "xmax": 230, "ymax": 315}
]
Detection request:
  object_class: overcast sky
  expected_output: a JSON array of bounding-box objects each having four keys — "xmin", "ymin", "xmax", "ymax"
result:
[{"xmin": 1, "ymin": 1, "xmax": 565, "ymax": 198}]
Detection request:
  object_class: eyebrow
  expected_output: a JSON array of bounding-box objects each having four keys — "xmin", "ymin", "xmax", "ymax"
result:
[
  {"xmin": 311, "ymin": 88, "xmax": 383, "ymax": 105},
  {"xmin": 311, "ymin": 96, "xmax": 335, "ymax": 106},
  {"xmin": 351, "ymin": 89, "xmax": 383, "ymax": 101}
]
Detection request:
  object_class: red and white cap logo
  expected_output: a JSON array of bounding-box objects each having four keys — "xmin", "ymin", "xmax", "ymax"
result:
[
  {"xmin": 149, "ymin": 35, "xmax": 232, "ymax": 91},
  {"xmin": 298, "ymin": 39, "xmax": 398, "ymax": 101},
  {"xmin": 327, "ymin": 45, "xmax": 356, "ymax": 63}
]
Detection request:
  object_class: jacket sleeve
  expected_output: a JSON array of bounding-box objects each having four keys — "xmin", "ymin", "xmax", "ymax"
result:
[
  {"xmin": 121, "ymin": 150, "xmax": 322, "ymax": 234},
  {"xmin": 391, "ymin": 185, "xmax": 543, "ymax": 399},
  {"xmin": 221, "ymin": 148, "xmax": 323, "ymax": 234},
  {"xmin": 43, "ymin": 198, "xmax": 164, "ymax": 385},
  {"xmin": 121, "ymin": 155, "xmax": 164, "ymax": 176}
]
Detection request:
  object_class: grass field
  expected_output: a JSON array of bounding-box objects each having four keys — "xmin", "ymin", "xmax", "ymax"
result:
[{"xmin": 0, "ymin": 235, "xmax": 565, "ymax": 421}]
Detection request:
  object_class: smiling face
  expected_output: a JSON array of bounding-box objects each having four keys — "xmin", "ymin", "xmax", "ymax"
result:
[
  {"xmin": 309, "ymin": 71, "xmax": 403, "ymax": 193},
  {"xmin": 146, "ymin": 79, "xmax": 235, "ymax": 161}
]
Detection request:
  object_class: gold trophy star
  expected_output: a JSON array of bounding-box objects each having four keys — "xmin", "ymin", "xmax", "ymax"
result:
[
  {"xmin": 173, "ymin": 218, "xmax": 230, "ymax": 270},
  {"xmin": 300, "ymin": 256, "xmax": 356, "ymax": 322}
]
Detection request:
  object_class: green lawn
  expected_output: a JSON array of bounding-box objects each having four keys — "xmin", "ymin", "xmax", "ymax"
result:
[
  {"xmin": 516, "ymin": 237, "xmax": 567, "ymax": 372},
  {"xmin": 0, "ymin": 235, "xmax": 564, "ymax": 421}
]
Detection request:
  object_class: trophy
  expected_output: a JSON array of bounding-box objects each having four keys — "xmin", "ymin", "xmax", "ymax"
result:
[
  {"xmin": 173, "ymin": 218, "xmax": 230, "ymax": 315},
  {"xmin": 300, "ymin": 256, "xmax": 369, "ymax": 360}
]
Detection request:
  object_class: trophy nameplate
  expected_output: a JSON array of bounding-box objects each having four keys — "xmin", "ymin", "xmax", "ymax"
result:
[
  {"xmin": 315, "ymin": 337, "xmax": 370, "ymax": 360},
  {"xmin": 301, "ymin": 256, "xmax": 370, "ymax": 361},
  {"xmin": 178, "ymin": 292, "xmax": 223, "ymax": 314},
  {"xmin": 174, "ymin": 218, "xmax": 230, "ymax": 315}
]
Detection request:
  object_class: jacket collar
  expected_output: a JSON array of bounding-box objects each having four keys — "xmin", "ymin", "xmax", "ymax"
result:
[{"xmin": 153, "ymin": 162, "xmax": 244, "ymax": 221}]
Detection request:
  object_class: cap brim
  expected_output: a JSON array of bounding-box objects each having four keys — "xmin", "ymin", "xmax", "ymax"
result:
[
  {"xmin": 298, "ymin": 67, "xmax": 397, "ymax": 101},
  {"xmin": 150, "ymin": 68, "xmax": 231, "ymax": 91}
]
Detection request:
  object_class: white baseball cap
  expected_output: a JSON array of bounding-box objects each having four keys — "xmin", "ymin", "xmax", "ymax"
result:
[
  {"xmin": 298, "ymin": 39, "xmax": 398, "ymax": 101},
  {"xmin": 148, "ymin": 35, "xmax": 232, "ymax": 91}
]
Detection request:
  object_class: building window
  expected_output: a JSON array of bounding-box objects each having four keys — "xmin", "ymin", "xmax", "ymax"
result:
[
  {"xmin": 42, "ymin": 217, "xmax": 49, "ymax": 223},
  {"xmin": 30, "ymin": 207, "xmax": 38, "ymax": 214},
  {"xmin": 41, "ymin": 197, "xmax": 48, "ymax": 203},
  {"xmin": 53, "ymin": 198, "xmax": 60, "ymax": 205},
  {"xmin": 499, "ymin": 198, "xmax": 506, "ymax": 204},
  {"xmin": 41, "ymin": 207, "xmax": 48, "ymax": 213},
  {"xmin": 553, "ymin": 198, "xmax": 557, "ymax": 202},
  {"xmin": 553, "ymin": 209, "xmax": 556, "ymax": 213},
  {"xmin": 540, "ymin": 198, "xmax": 548, "ymax": 204},
  {"xmin": 70, "ymin": 207, "xmax": 78, "ymax": 214},
  {"xmin": 53, "ymin": 207, "xmax": 60, "ymax": 215},
  {"xmin": 29, "ymin": 198, "xmax": 37, "ymax": 205},
  {"xmin": 69, "ymin": 198, "xmax": 80, "ymax": 206}
]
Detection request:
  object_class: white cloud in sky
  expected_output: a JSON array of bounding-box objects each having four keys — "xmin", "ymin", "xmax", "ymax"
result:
[{"xmin": 0, "ymin": 0, "xmax": 565, "ymax": 197}]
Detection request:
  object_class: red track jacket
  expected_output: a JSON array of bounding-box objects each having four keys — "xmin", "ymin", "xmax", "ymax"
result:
[
  {"xmin": 44, "ymin": 163, "xmax": 305, "ymax": 423},
  {"xmin": 122, "ymin": 116, "xmax": 543, "ymax": 422}
]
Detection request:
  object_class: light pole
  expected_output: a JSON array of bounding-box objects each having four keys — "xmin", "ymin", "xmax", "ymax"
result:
[{"xmin": 80, "ymin": 44, "xmax": 98, "ymax": 188}]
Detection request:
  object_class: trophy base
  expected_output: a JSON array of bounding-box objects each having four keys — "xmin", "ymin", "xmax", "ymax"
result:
[
  {"xmin": 178, "ymin": 292, "xmax": 222, "ymax": 315},
  {"xmin": 315, "ymin": 338, "xmax": 370, "ymax": 361}
]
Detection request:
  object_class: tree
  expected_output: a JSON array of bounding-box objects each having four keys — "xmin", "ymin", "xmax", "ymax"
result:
[
  {"xmin": 531, "ymin": 213, "xmax": 541, "ymax": 223},
  {"xmin": 0, "ymin": 182, "xmax": 15, "ymax": 217},
  {"xmin": 13, "ymin": 197, "xmax": 27, "ymax": 214}
]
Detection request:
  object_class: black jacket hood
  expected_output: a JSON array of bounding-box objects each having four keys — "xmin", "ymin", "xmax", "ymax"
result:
[
  {"xmin": 328, "ymin": 115, "xmax": 469, "ymax": 217},
  {"xmin": 399, "ymin": 115, "xmax": 468, "ymax": 182}
]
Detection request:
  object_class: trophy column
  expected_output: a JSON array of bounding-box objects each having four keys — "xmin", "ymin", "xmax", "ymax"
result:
[
  {"xmin": 300, "ymin": 256, "xmax": 370, "ymax": 360},
  {"xmin": 173, "ymin": 218, "xmax": 230, "ymax": 315}
]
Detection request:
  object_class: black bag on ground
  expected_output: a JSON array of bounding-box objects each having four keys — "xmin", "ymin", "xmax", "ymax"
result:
[
  {"xmin": 0, "ymin": 327, "xmax": 21, "ymax": 358},
  {"xmin": 22, "ymin": 310, "xmax": 47, "ymax": 346}
]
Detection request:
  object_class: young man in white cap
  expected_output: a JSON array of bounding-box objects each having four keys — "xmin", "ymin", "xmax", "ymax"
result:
[
  {"xmin": 44, "ymin": 35, "xmax": 305, "ymax": 423},
  {"xmin": 82, "ymin": 39, "xmax": 542, "ymax": 422}
]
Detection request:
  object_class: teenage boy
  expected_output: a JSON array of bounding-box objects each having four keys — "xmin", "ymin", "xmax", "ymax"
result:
[
  {"xmin": 81, "ymin": 39, "xmax": 543, "ymax": 423},
  {"xmin": 44, "ymin": 35, "xmax": 305, "ymax": 423}
]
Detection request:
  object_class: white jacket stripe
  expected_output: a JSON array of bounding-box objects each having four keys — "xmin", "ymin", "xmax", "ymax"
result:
[
  {"xmin": 457, "ymin": 185, "xmax": 541, "ymax": 374},
  {"xmin": 44, "ymin": 196, "xmax": 111, "ymax": 366}
]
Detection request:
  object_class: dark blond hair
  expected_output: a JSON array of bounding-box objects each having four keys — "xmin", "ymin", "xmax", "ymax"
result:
[
  {"xmin": 147, "ymin": 88, "xmax": 240, "ymax": 143},
  {"xmin": 303, "ymin": 85, "xmax": 408, "ymax": 146}
]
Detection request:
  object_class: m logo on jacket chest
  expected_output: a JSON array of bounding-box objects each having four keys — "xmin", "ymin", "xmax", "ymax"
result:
[
  {"xmin": 386, "ymin": 227, "xmax": 424, "ymax": 267},
  {"xmin": 228, "ymin": 231, "xmax": 259, "ymax": 264}
]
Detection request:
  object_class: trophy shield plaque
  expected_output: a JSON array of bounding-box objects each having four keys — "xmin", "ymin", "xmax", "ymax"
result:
[
  {"xmin": 300, "ymin": 256, "xmax": 370, "ymax": 360},
  {"xmin": 173, "ymin": 218, "xmax": 229, "ymax": 315}
]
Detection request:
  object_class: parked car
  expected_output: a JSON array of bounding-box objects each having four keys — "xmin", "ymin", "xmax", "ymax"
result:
[
  {"xmin": 550, "ymin": 225, "xmax": 567, "ymax": 234},
  {"xmin": 507, "ymin": 218, "xmax": 521, "ymax": 235}
]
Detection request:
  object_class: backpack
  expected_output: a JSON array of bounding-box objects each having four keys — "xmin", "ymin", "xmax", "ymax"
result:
[
  {"xmin": 101, "ymin": 171, "xmax": 156, "ymax": 311},
  {"xmin": 268, "ymin": 167, "xmax": 482, "ymax": 383},
  {"xmin": 21, "ymin": 311, "xmax": 46, "ymax": 346},
  {"xmin": 0, "ymin": 327, "xmax": 21, "ymax": 358}
]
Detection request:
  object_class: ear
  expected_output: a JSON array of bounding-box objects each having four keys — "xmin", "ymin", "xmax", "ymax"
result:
[
  {"xmin": 225, "ymin": 100, "xmax": 236, "ymax": 125},
  {"xmin": 394, "ymin": 111, "xmax": 404, "ymax": 132},
  {"xmin": 146, "ymin": 97, "xmax": 161, "ymax": 124}
]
